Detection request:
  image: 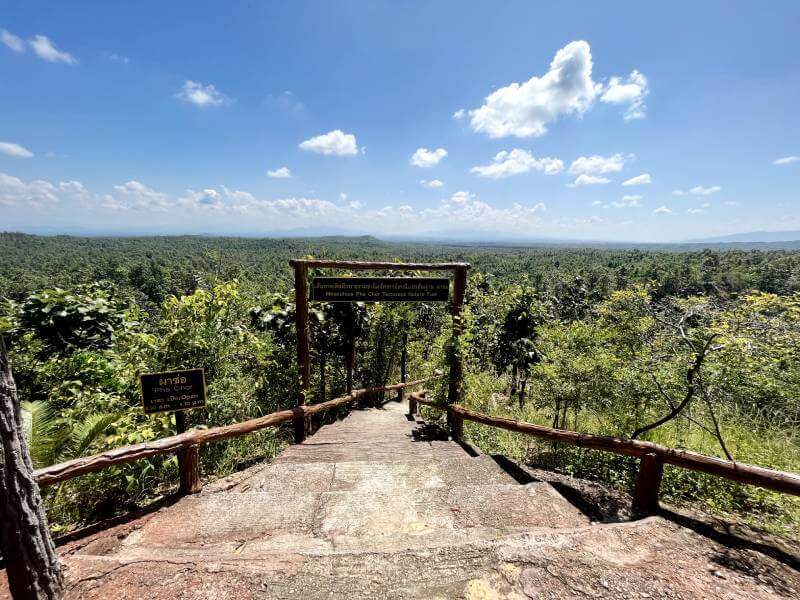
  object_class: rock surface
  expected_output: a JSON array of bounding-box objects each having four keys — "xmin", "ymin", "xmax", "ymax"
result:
[{"xmin": 2, "ymin": 400, "xmax": 799, "ymax": 598}]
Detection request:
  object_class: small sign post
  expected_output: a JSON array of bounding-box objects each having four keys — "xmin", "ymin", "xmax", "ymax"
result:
[{"xmin": 139, "ymin": 368, "xmax": 206, "ymax": 495}]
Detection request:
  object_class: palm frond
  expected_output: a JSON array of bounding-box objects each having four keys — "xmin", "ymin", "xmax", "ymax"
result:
[
  {"xmin": 20, "ymin": 400, "xmax": 57, "ymax": 468},
  {"xmin": 66, "ymin": 412, "xmax": 122, "ymax": 460}
]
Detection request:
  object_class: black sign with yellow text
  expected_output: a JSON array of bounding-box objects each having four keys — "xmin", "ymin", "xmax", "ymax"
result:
[
  {"xmin": 311, "ymin": 277, "xmax": 450, "ymax": 302},
  {"xmin": 139, "ymin": 368, "xmax": 207, "ymax": 414}
]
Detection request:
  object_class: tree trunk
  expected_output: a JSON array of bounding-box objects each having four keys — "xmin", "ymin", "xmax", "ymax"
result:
[
  {"xmin": 0, "ymin": 336, "xmax": 64, "ymax": 599},
  {"xmin": 510, "ymin": 364, "xmax": 518, "ymax": 397}
]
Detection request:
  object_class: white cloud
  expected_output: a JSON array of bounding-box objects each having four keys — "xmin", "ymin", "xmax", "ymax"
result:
[
  {"xmin": 410, "ymin": 147, "xmax": 448, "ymax": 167},
  {"xmin": 453, "ymin": 108, "xmax": 466, "ymax": 120},
  {"xmin": 267, "ymin": 166, "xmax": 292, "ymax": 179},
  {"xmin": 0, "ymin": 141, "xmax": 34, "ymax": 158},
  {"xmin": 28, "ymin": 35, "xmax": 77, "ymax": 64},
  {"xmin": 420, "ymin": 179, "xmax": 444, "ymax": 188},
  {"xmin": 569, "ymin": 174, "xmax": 611, "ymax": 186},
  {"xmin": 653, "ymin": 206, "xmax": 672, "ymax": 214},
  {"xmin": 773, "ymin": 156, "xmax": 799, "ymax": 165},
  {"xmin": 466, "ymin": 41, "xmax": 647, "ymax": 138},
  {"xmin": 348, "ymin": 200, "xmax": 363, "ymax": 209},
  {"xmin": 687, "ymin": 208, "xmax": 704, "ymax": 214},
  {"xmin": 110, "ymin": 181, "xmax": 170, "ymax": 211},
  {"xmin": 622, "ymin": 173, "xmax": 651, "ymax": 186},
  {"xmin": 468, "ymin": 41, "xmax": 599, "ymax": 138},
  {"xmin": 600, "ymin": 70, "xmax": 649, "ymax": 121},
  {"xmin": 1, "ymin": 29, "xmax": 25, "ymax": 53},
  {"xmin": 612, "ymin": 194, "xmax": 642, "ymax": 208},
  {"xmin": 673, "ymin": 185, "xmax": 721, "ymax": 197},
  {"xmin": 0, "ymin": 172, "xmax": 87, "ymax": 206},
  {"xmin": 175, "ymin": 80, "xmax": 230, "ymax": 108},
  {"xmin": 299, "ymin": 130, "xmax": 359, "ymax": 156},
  {"xmin": 470, "ymin": 149, "xmax": 563, "ymax": 179},
  {"xmin": 568, "ymin": 153, "xmax": 629, "ymax": 176}
]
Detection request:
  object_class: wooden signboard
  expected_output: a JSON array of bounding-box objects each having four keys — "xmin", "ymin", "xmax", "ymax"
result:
[
  {"xmin": 311, "ymin": 277, "xmax": 450, "ymax": 302},
  {"xmin": 140, "ymin": 368, "xmax": 207, "ymax": 415}
]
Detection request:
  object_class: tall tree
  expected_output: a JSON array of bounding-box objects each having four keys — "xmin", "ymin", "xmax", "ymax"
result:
[{"xmin": 0, "ymin": 335, "xmax": 64, "ymax": 599}]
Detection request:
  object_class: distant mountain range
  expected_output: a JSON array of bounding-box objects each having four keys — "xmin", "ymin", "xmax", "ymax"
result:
[{"xmin": 685, "ymin": 230, "xmax": 800, "ymax": 243}]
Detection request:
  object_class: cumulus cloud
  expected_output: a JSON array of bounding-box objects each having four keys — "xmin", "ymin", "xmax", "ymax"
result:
[
  {"xmin": 420, "ymin": 179, "xmax": 444, "ymax": 188},
  {"xmin": 569, "ymin": 174, "xmax": 611, "ymax": 186},
  {"xmin": 773, "ymin": 156, "xmax": 799, "ymax": 165},
  {"xmin": 110, "ymin": 181, "xmax": 170, "ymax": 211},
  {"xmin": 612, "ymin": 194, "xmax": 642, "ymax": 208},
  {"xmin": 0, "ymin": 141, "xmax": 34, "ymax": 158},
  {"xmin": 470, "ymin": 149, "xmax": 563, "ymax": 179},
  {"xmin": 267, "ymin": 166, "xmax": 292, "ymax": 179},
  {"xmin": 0, "ymin": 172, "xmax": 87, "ymax": 206},
  {"xmin": 468, "ymin": 41, "xmax": 599, "ymax": 138},
  {"xmin": 1, "ymin": 29, "xmax": 25, "ymax": 53},
  {"xmin": 29, "ymin": 35, "xmax": 77, "ymax": 64},
  {"xmin": 299, "ymin": 130, "xmax": 359, "ymax": 156},
  {"xmin": 600, "ymin": 70, "xmax": 648, "ymax": 121},
  {"xmin": 622, "ymin": 173, "xmax": 651, "ymax": 186},
  {"xmin": 175, "ymin": 80, "xmax": 230, "ymax": 108},
  {"xmin": 466, "ymin": 41, "xmax": 647, "ymax": 139},
  {"xmin": 653, "ymin": 206, "xmax": 672, "ymax": 214},
  {"xmin": 568, "ymin": 153, "xmax": 629, "ymax": 176},
  {"xmin": 453, "ymin": 108, "xmax": 466, "ymax": 120},
  {"xmin": 410, "ymin": 147, "xmax": 448, "ymax": 167},
  {"xmin": 672, "ymin": 185, "xmax": 721, "ymax": 197}
]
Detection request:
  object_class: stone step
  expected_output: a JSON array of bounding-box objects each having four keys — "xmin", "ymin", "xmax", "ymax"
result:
[{"xmin": 101, "ymin": 481, "xmax": 589, "ymax": 559}]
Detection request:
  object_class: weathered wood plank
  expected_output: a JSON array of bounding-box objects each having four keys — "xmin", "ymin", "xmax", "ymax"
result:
[{"xmin": 290, "ymin": 259, "xmax": 470, "ymax": 271}]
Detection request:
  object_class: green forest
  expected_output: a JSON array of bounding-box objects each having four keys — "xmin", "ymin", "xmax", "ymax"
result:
[{"xmin": 1, "ymin": 232, "xmax": 799, "ymax": 538}]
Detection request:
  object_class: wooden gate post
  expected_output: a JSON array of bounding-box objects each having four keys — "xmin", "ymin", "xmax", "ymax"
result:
[
  {"xmin": 398, "ymin": 331, "xmax": 407, "ymax": 403},
  {"xmin": 632, "ymin": 452, "xmax": 664, "ymax": 515},
  {"xmin": 291, "ymin": 260, "xmax": 311, "ymax": 443},
  {"xmin": 0, "ymin": 336, "xmax": 64, "ymax": 599},
  {"xmin": 447, "ymin": 265, "xmax": 468, "ymax": 405}
]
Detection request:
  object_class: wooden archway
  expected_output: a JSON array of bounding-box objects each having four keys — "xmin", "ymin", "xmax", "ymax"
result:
[{"xmin": 289, "ymin": 259, "xmax": 469, "ymax": 441}]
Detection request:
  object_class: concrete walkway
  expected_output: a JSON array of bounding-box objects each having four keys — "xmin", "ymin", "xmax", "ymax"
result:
[{"xmin": 13, "ymin": 401, "xmax": 800, "ymax": 599}]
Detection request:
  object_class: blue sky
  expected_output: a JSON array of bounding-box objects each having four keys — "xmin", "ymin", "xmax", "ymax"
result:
[{"xmin": 1, "ymin": 1, "xmax": 798, "ymax": 241}]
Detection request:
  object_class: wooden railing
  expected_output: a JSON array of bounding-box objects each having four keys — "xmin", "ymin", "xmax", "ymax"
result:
[
  {"xmin": 33, "ymin": 378, "xmax": 431, "ymax": 490},
  {"xmin": 409, "ymin": 391, "xmax": 800, "ymax": 514}
]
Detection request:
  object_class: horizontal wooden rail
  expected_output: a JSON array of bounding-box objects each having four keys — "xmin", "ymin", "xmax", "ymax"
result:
[
  {"xmin": 33, "ymin": 378, "xmax": 431, "ymax": 488},
  {"xmin": 409, "ymin": 392, "xmax": 800, "ymax": 507},
  {"xmin": 289, "ymin": 259, "xmax": 470, "ymax": 271}
]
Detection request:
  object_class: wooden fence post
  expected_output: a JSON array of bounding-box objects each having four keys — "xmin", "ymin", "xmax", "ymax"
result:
[
  {"xmin": 0, "ymin": 336, "xmax": 64, "ymax": 599},
  {"xmin": 447, "ymin": 266, "xmax": 468, "ymax": 406},
  {"xmin": 174, "ymin": 410, "xmax": 201, "ymax": 494},
  {"xmin": 632, "ymin": 452, "xmax": 664, "ymax": 515},
  {"xmin": 398, "ymin": 332, "xmax": 407, "ymax": 403},
  {"xmin": 292, "ymin": 260, "xmax": 311, "ymax": 443},
  {"xmin": 448, "ymin": 406, "xmax": 464, "ymax": 442},
  {"xmin": 178, "ymin": 445, "xmax": 202, "ymax": 494}
]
